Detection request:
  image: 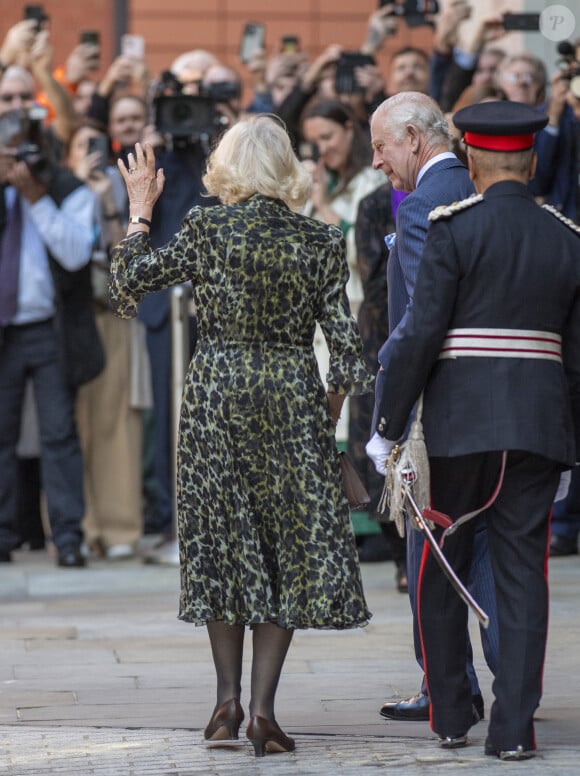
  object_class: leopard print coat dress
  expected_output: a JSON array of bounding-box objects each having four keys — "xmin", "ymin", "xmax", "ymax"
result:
[{"xmin": 110, "ymin": 194, "xmax": 373, "ymax": 629}]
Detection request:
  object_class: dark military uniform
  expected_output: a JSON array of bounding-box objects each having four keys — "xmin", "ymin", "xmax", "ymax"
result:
[{"xmin": 377, "ymin": 102, "xmax": 580, "ymax": 757}]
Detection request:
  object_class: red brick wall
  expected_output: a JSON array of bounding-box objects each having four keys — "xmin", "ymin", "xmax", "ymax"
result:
[{"xmin": 132, "ymin": 0, "xmax": 434, "ymax": 100}]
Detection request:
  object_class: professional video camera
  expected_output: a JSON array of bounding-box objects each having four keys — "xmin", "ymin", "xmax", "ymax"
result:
[
  {"xmin": 0, "ymin": 105, "xmax": 52, "ymax": 184},
  {"xmin": 556, "ymin": 40, "xmax": 580, "ymax": 98},
  {"xmin": 151, "ymin": 70, "xmax": 241, "ymax": 143}
]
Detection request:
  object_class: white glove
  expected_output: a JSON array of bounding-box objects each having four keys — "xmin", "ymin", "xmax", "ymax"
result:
[
  {"xmin": 365, "ymin": 432, "xmax": 396, "ymax": 476},
  {"xmin": 554, "ymin": 470, "xmax": 571, "ymax": 503}
]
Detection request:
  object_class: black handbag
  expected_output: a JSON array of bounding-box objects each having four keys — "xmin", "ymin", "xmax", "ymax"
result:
[{"xmin": 338, "ymin": 451, "xmax": 371, "ymax": 510}]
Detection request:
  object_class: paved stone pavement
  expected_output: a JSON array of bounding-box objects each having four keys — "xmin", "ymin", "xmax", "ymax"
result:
[{"xmin": 0, "ymin": 547, "xmax": 579, "ymax": 775}]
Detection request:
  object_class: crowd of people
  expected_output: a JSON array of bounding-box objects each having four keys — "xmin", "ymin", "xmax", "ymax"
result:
[{"xmin": 0, "ymin": 0, "xmax": 579, "ymax": 762}]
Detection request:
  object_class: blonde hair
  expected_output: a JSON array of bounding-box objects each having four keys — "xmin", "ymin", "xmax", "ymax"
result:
[{"xmin": 203, "ymin": 115, "xmax": 311, "ymax": 208}]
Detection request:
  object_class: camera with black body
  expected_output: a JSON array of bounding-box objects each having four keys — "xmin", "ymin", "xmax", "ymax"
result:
[
  {"xmin": 154, "ymin": 94, "xmax": 218, "ymax": 141},
  {"xmin": 556, "ymin": 41, "xmax": 580, "ymax": 99},
  {"xmin": 151, "ymin": 70, "xmax": 240, "ymax": 144},
  {"xmin": 0, "ymin": 106, "xmax": 53, "ymax": 184}
]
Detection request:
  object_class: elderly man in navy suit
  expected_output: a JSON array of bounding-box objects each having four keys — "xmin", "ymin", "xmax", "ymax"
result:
[
  {"xmin": 366, "ymin": 92, "xmax": 499, "ymax": 724},
  {"xmin": 371, "ymin": 99, "xmax": 580, "ymax": 758}
]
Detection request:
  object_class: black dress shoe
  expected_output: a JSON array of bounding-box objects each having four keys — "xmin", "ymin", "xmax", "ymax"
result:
[
  {"xmin": 485, "ymin": 736, "xmax": 535, "ymax": 760},
  {"xmin": 380, "ymin": 691, "xmax": 430, "ymax": 720},
  {"xmin": 380, "ymin": 691, "xmax": 485, "ymax": 723},
  {"xmin": 549, "ymin": 534, "xmax": 578, "ymax": 557},
  {"xmin": 439, "ymin": 733, "xmax": 468, "ymax": 749},
  {"xmin": 57, "ymin": 546, "xmax": 86, "ymax": 568}
]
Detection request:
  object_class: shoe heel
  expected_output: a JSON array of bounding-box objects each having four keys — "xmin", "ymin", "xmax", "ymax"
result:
[
  {"xmin": 223, "ymin": 719, "xmax": 240, "ymax": 739},
  {"xmin": 204, "ymin": 698, "xmax": 244, "ymax": 742},
  {"xmin": 251, "ymin": 738, "xmax": 266, "ymax": 757},
  {"xmin": 246, "ymin": 715, "xmax": 295, "ymax": 757}
]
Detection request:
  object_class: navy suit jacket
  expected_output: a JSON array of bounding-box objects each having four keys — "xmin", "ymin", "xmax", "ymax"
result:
[
  {"xmin": 385, "ymin": 156, "xmax": 474, "ymax": 337},
  {"xmin": 373, "ymin": 156, "xmax": 473, "ymax": 431}
]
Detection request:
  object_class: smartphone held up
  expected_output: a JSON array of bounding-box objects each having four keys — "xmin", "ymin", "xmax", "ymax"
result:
[
  {"xmin": 378, "ymin": 0, "xmax": 439, "ymax": 26},
  {"xmin": 502, "ymin": 13, "xmax": 541, "ymax": 32},
  {"xmin": 24, "ymin": 4, "xmax": 49, "ymax": 32},
  {"xmin": 240, "ymin": 23, "xmax": 265, "ymax": 64},
  {"xmin": 87, "ymin": 135, "xmax": 109, "ymax": 173},
  {"xmin": 121, "ymin": 34, "xmax": 146, "ymax": 60}
]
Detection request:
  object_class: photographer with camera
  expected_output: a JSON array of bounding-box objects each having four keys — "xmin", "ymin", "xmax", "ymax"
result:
[
  {"xmin": 497, "ymin": 52, "xmax": 577, "ymax": 220},
  {"xmin": 0, "ymin": 17, "xmax": 77, "ymax": 148},
  {"xmin": 0, "ymin": 66, "xmax": 101, "ymax": 567},
  {"xmin": 201, "ymin": 63, "xmax": 244, "ymax": 134}
]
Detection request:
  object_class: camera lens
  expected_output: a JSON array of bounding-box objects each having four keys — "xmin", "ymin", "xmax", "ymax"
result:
[{"xmin": 171, "ymin": 101, "xmax": 194, "ymax": 124}]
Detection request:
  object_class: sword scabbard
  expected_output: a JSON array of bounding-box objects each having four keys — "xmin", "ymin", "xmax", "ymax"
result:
[{"xmin": 404, "ymin": 486, "xmax": 490, "ymax": 629}]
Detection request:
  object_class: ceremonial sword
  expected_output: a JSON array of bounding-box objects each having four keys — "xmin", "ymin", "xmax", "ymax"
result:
[{"xmin": 402, "ymin": 475, "xmax": 490, "ymax": 629}]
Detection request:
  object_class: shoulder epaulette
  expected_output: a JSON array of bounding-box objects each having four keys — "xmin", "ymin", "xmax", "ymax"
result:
[
  {"xmin": 541, "ymin": 204, "xmax": 580, "ymax": 236},
  {"xmin": 428, "ymin": 193, "xmax": 484, "ymax": 222}
]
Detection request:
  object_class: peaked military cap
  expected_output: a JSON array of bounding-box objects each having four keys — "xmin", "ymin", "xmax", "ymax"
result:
[{"xmin": 453, "ymin": 100, "xmax": 549, "ymax": 152}]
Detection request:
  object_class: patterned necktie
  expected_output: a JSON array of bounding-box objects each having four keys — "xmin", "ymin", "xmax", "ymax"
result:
[{"xmin": 0, "ymin": 190, "xmax": 22, "ymax": 326}]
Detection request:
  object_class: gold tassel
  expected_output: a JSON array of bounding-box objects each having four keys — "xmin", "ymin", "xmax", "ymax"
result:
[{"xmin": 377, "ymin": 393, "xmax": 432, "ymax": 537}]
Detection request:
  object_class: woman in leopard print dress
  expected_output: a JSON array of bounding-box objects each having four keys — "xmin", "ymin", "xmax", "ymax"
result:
[{"xmin": 109, "ymin": 115, "xmax": 373, "ymax": 756}]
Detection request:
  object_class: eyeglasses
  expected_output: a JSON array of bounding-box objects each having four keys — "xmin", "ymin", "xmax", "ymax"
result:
[
  {"xmin": 0, "ymin": 92, "xmax": 34, "ymax": 103},
  {"xmin": 502, "ymin": 73, "xmax": 537, "ymax": 86}
]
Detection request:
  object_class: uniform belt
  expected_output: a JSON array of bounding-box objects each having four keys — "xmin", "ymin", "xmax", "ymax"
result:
[{"xmin": 438, "ymin": 328, "xmax": 562, "ymax": 363}]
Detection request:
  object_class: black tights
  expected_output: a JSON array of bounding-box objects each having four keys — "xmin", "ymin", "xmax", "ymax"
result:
[{"xmin": 206, "ymin": 621, "xmax": 293, "ymax": 721}]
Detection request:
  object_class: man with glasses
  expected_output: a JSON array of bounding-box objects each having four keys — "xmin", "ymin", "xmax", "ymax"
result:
[
  {"xmin": 497, "ymin": 53, "xmax": 577, "ymax": 220},
  {"xmin": 0, "ymin": 65, "xmax": 101, "ymax": 566},
  {"xmin": 0, "ymin": 84, "xmax": 34, "ymax": 108}
]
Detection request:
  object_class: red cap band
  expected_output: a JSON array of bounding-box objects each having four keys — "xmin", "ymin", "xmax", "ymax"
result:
[{"xmin": 463, "ymin": 131, "xmax": 535, "ymax": 151}]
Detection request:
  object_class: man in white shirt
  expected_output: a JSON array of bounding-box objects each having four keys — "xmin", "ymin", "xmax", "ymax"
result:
[{"xmin": 0, "ymin": 66, "xmax": 100, "ymax": 566}]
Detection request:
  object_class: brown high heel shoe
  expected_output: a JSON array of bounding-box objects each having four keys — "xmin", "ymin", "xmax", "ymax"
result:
[
  {"xmin": 246, "ymin": 715, "xmax": 295, "ymax": 757},
  {"xmin": 204, "ymin": 698, "xmax": 244, "ymax": 742}
]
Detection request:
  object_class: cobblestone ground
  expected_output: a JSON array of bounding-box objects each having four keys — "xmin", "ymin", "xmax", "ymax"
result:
[{"xmin": 1, "ymin": 727, "xmax": 579, "ymax": 776}]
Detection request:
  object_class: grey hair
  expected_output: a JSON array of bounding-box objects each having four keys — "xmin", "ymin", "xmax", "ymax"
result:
[
  {"xmin": 373, "ymin": 91, "xmax": 452, "ymax": 147},
  {"xmin": 1, "ymin": 66, "xmax": 35, "ymax": 90}
]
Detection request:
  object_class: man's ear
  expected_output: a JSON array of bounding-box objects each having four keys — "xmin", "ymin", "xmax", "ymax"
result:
[
  {"xmin": 528, "ymin": 151, "xmax": 537, "ymax": 181},
  {"xmin": 407, "ymin": 124, "xmax": 420, "ymax": 152},
  {"xmin": 466, "ymin": 149, "xmax": 476, "ymax": 182}
]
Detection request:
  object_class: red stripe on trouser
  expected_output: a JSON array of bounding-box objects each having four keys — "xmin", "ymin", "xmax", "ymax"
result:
[
  {"xmin": 534, "ymin": 506, "xmax": 552, "ymax": 750},
  {"xmin": 416, "ymin": 537, "xmax": 433, "ymax": 731}
]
